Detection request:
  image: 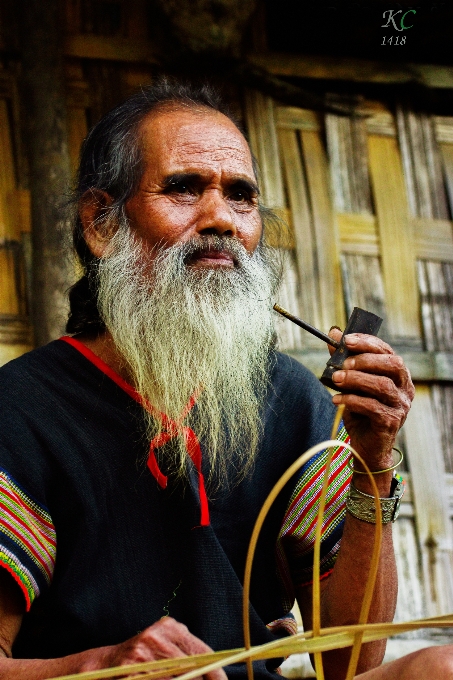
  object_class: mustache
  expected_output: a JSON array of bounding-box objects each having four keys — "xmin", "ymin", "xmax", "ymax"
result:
[{"xmin": 172, "ymin": 235, "xmax": 251, "ymax": 265}]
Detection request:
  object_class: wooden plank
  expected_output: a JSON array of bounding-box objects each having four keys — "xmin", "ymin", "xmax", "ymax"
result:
[
  {"xmin": 435, "ymin": 118, "xmax": 453, "ymax": 145},
  {"xmin": 325, "ymin": 114, "xmax": 349, "ymax": 213},
  {"xmin": 65, "ymin": 33, "xmax": 159, "ymax": 65},
  {"xmin": 413, "ymin": 217, "xmax": 453, "ymax": 262},
  {"xmin": 404, "ymin": 385, "xmax": 453, "ymax": 616},
  {"xmin": 445, "ymin": 474, "xmax": 453, "ymax": 515},
  {"xmin": 337, "ymin": 214, "xmax": 453, "ymax": 261},
  {"xmin": 0, "ymin": 99, "xmax": 17, "ymax": 241},
  {"xmin": 426, "ymin": 261, "xmax": 453, "ymax": 352},
  {"xmin": 248, "ymin": 53, "xmax": 453, "ymax": 89},
  {"xmin": 416, "ymin": 260, "xmax": 435, "ymax": 351},
  {"xmin": 396, "ymin": 105, "xmax": 418, "ymax": 218},
  {"xmin": 337, "ymin": 212, "xmax": 379, "ymax": 256},
  {"xmin": 325, "ymin": 111, "xmax": 373, "ymax": 215},
  {"xmin": 393, "ymin": 517, "xmax": 427, "ymax": 626},
  {"xmin": 421, "ymin": 115, "xmax": 450, "ymax": 220},
  {"xmin": 434, "ymin": 351, "xmax": 453, "ymax": 380},
  {"xmin": 340, "ymin": 253, "xmax": 388, "ymax": 339},
  {"xmin": 0, "ymin": 343, "xmax": 33, "ymax": 368},
  {"xmin": 300, "ymin": 129, "xmax": 345, "ymax": 331},
  {"xmin": 61, "ymin": 38, "xmax": 453, "ymax": 90},
  {"xmin": 286, "ymin": 349, "xmax": 453, "ymax": 381},
  {"xmin": 432, "ymin": 385, "xmax": 453, "ymax": 475},
  {"xmin": 408, "ymin": 110, "xmax": 433, "ymax": 218},
  {"xmin": 368, "ymin": 134, "xmax": 421, "ymax": 340},
  {"xmin": 351, "ymin": 116, "xmax": 373, "ymax": 214},
  {"xmin": 0, "ymin": 247, "xmax": 19, "ymax": 315},
  {"xmin": 440, "ymin": 144, "xmax": 453, "ymax": 215},
  {"xmin": 244, "ymin": 91, "xmax": 285, "ymax": 209},
  {"xmin": 278, "ymin": 128, "xmax": 321, "ymax": 337},
  {"xmin": 67, "ymin": 106, "xmax": 88, "ymax": 176},
  {"xmin": 275, "ymin": 107, "xmax": 319, "ymax": 131},
  {"xmin": 16, "ymin": 189, "xmax": 31, "ymax": 234},
  {"xmin": 416, "ymin": 259, "xmax": 453, "ymax": 353},
  {"xmin": 366, "ymin": 112, "xmax": 396, "ymax": 138},
  {"xmin": 275, "ymin": 251, "xmax": 303, "ymax": 351}
]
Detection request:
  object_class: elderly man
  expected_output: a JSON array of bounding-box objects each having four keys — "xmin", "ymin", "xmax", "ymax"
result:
[{"xmin": 0, "ymin": 80, "xmax": 450, "ymax": 680}]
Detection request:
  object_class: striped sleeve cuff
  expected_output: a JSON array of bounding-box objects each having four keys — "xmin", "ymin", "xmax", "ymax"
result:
[
  {"xmin": 0, "ymin": 469, "xmax": 56, "ymax": 610},
  {"xmin": 276, "ymin": 424, "xmax": 352, "ymax": 609}
]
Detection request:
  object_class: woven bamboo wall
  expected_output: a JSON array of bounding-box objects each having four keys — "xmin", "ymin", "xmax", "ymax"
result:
[{"xmin": 244, "ymin": 92, "xmax": 453, "ymax": 650}]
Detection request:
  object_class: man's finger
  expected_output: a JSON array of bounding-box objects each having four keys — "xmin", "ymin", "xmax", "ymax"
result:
[
  {"xmin": 344, "ymin": 334, "xmax": 394, "ymax": 355},
  {"xmin": 341, "ymin": 354, "xmax": 412, "ymax": 390},
  {"xmin": 327, "ymin": 327, "xmax": 343, "ymax": 357},
  {"xmin": 152, "ymin": 618, "xmax": 213, "ymax": 657},
  {"xmin": 158, "ymin": 620, "xmax": 227, "ymax": 680},
  {"xmin": 332, "ymin": 370, "xmax": 402, "ymax": 407},
  {"xmin": 172, "ymin": 625, "xmax": 227, "ymax": 680},
  {"xmin": 331, "ymin": 392, "xmax": 407, "ymax": 430}
]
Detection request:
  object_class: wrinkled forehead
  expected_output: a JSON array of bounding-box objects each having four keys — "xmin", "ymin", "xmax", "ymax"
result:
[{"xmin": 136, "ymin": 105, "xmax": 258, "ymax": 180}]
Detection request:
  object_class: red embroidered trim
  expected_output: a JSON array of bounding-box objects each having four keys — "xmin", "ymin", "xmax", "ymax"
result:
[
  {"xmin": 60, "ymin": 336, "xmax": 209, "ymax": 525},
  {"xmin": 0, "ymin": 560, "xmax": 32, "ymax": 611}
]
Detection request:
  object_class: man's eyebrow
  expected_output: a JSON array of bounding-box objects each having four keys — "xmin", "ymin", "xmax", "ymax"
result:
[
  {"xmin": 162, "ymin": 173, "xmax": 260, "ymax": 196},
  {"xmin": 228, "ymin": 178, "xmax": 260, "ymax": 196},
  {"xmin": 162, "ymin": 173, "xmax": 201, "ymax": 188}
]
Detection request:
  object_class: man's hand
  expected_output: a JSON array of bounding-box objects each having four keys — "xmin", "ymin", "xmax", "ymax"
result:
[
  {"xmin": 328, "ymin": 329, "xmax": 415, "ymax": 470},
  {"xmin": 0, "ymin": 568, "xmax": 227, "ymax": 680},
  {"xmin": 296, "ymin": 330, "xmax": 413, "ymax": 680},
  {"xmin": 79, "ymin": 617, "xmax": 227, "ymax": 680}
]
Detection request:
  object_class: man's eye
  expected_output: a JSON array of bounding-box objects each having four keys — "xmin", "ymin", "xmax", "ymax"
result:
[
  {"xmin": 166, "ymin": 181, "xmax": 194, "ymax": 195},
  {"xmin": 230, "ymin": 190, "xmax": 251, "ymax": 203}
]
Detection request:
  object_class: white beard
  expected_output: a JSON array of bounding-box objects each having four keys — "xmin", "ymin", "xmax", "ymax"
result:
[{"xmin": 95, "ymin": 219, "xmax": 281, "ymax": 488}]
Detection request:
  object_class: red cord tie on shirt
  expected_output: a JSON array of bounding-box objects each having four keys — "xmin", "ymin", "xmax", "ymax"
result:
[
  {"xmin": 60, "ymin": 336, "xmax": 210, "ymax": 526},
  {"xmin": 145, "ymin": 393, "xmax": 209, "ymax": 527}
]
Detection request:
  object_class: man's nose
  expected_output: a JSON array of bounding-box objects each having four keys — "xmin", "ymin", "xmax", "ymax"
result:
[{"xmin": 195, "ymin": 190, "xmax": 237, "ymax": 237}]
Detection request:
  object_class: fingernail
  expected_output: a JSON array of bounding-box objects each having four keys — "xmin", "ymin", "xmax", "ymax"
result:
[
  {"xmin": 333, "ymin": 370, "xmax": 345, "ymax": 382},
  {"xmin": 345, "ymin": 334, "xmax": 359, "ymax": 345},
  {"xmin": 332, "ymin": 395, "xmax": 342, "ymax": 404},
  {"xmin": 343, "ymin": 358, "xmax": 355, "ymax": 369},
  {"xmin": 329, "ymin": 325, "xmax": 342, "ymax": 333}
]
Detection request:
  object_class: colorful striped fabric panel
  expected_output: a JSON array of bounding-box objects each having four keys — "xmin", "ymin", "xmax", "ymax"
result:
[
  {"xmin": 276, "ymin": 424, "xmax": 351, "ymax": 609},
  {"xmin": 0, "ymin": 469, "xmax": 56, "ymax": 610}
]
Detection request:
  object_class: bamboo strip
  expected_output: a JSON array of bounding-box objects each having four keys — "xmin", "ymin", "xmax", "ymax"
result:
[
  {"xmin": 277, "ymin": 128, "xmax": 320, "ymax": 335},
  {"xmin": 242, "ymin": 433, "xmax": 382, "ymax": 680},
  {"xmin": 300, "ymin": 129, "xmax": 345, "ymax": 331},
  {"xmin": 368, "ymin": 134, "xmax": 420, "ymax": 339},
  {"xmin": 51, "ymin": 616, "xmax": 453, "ymax": 680},
  {"xmin": 49, "ymin": 420, "xmax": 453, "ymax": 680}
]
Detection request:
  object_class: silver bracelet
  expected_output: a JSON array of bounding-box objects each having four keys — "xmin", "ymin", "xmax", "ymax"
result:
[{"xmin": 346, "ymin": 475, "xmax": 405, "ymax": 524}]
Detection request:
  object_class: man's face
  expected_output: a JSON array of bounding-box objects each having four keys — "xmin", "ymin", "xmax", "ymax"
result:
[{"xmin": 124, "ymin": 106, "xmax": 262, "ymax": 267}]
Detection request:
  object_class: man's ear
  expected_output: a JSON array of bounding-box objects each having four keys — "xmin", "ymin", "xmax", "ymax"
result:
[{"xmin": 79, "ymin": 189, "xmax": 116, "ymax": 258}]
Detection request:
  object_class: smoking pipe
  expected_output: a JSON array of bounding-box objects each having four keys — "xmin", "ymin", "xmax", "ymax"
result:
[{"xmin": 273, "ymin": 304, "xmax": 383, "ymax": 390}]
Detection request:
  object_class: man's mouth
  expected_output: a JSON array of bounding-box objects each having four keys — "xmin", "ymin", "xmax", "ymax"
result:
[{"xmin": 187, "ymin": 248, "xmax": 236, "ymax": 268}]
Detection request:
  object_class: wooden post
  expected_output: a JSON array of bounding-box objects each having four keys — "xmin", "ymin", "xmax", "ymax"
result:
[{"xmin": 19, "ymin": 0, "xmax": 73, "ymax": 346}]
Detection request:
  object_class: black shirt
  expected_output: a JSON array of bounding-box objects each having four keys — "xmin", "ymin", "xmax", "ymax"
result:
[{"xmin": 0, "ymin": 340, "xmax": 343, "ymax": 678}]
